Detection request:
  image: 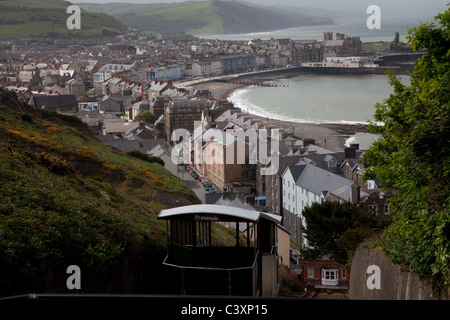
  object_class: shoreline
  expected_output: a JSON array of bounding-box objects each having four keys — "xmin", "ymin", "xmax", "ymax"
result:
[{"xmin": 192, "ymin": 76, "xmax": 371, "ymax": 152}]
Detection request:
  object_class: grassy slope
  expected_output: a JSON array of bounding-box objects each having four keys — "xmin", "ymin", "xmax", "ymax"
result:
[
  {"xmin": 0, "ymin": 87, "xmax": 201, "ymax": 295},
  {"xmin": 100, "ymin": 0, "xmax": 224, "ymax": 34},
  {"xmin": 0, "ymin": 0, "xmax": 127, "ymax": 38},
  {"xmin": 80, "ymin": 0, "xmax": 332, "ymax": 35}
]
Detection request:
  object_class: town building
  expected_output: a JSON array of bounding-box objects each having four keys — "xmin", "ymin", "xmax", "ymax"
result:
[
  {"xmin": 298, "ymin": 257, "xmax": 349, "ymax": 293},
  {"xmin": 29, "ymin": 94, "xmax": 79, "ymax": 113},
  {"xmin": 164, "ymin": 99, "xmax": 217, "ymax": 143},
  {"xmin": 322, "ymin": 32, "xmax": 362, "ymax": 58},
  {"xmin": 281, "ymin": 160, "xmax": 353, "ymax": 246}
]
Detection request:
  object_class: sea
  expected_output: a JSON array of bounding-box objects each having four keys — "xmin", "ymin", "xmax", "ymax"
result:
[
  {"xmin": 197, "ymin": 17, "xmax": 423, "ymax": 148},
  {"xmin": 196, "ymin": 16, "xmax": 432, "ymax": 43},
  {"xmin": 227, "ymin": 74, "xmax": 410, "ymax": 125}
]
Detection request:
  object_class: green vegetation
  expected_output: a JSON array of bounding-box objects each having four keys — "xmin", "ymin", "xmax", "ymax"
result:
[
  {"xmin": 133, "ymin": 111, "xmax": 156, "ymax": 125},
  {"xmin": 278, "ymin": 264, "xmax": 303, "ymax": 296},
  {"xmin": 363, "ymin": 6, "xmax": 450, "ymax": 296},
  {"xmin": 300, "ymin": 202, "xmax": 390, "ymax": 268},
  {"xmin": 127, "ymin": 150, "xmax": 165, "ymax": 167},
  {"xmin": 0, "ymin": 87, "xmax": 200, "ymax": 295},
  {"xmin": 79, "ymin": 0, "xmax": 332, "ymax": 35},
  {"xmin": 82, "ymin": 0, "xmax": 223, "ymax": 35},
  {"xmin": 0, "ymin": 0, "xmax": 127, "ymax": 39}
]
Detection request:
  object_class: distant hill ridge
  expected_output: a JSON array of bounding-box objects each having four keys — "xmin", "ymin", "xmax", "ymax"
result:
[
  {"xmin": 0, "ymin": 0, "xmax": 127, "ymax": 39},
  {"xmin": 79, "ymin": 0, "xmax": 334, "ymax": 35}
]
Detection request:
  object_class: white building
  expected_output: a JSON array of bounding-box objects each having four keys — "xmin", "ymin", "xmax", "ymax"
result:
[
  {"xmin": 281, "ymin": 160, "xmax": 352, "ymax": 246},
  {"xmin": 146, "ymin": 65, "xmax": 183, "ymax": 82}
]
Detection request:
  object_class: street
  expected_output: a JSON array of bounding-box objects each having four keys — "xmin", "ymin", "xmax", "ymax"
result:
[{"xmin": 160, "ymin": 152, "xmax": 207, "ymax": 203}]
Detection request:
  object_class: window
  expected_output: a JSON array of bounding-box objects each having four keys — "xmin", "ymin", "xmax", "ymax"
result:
[
  {"xmin": 288, "ymin": 181, "xmax": 290, "ymax": 187},
  {"xmin": 322, "ymin": 269, "xmax": 337, "ymax": 280},
  {"xmin": 288, "ymin": 193, "xmax": 290, "ymax": 200},
  {"xmin": 384, "ymin": 204, "xmax": 390, "ymax": 215},
  {"xmin": 342, "ymin": 269, "xmax": 347, "ymax": 279},
  {"xmin": 369, "ymin": 205, "xmax": 377, "ymax": 214},
  {"xmin": 307, "ymin": 268, "xmax": 314, "ymax": 278}
]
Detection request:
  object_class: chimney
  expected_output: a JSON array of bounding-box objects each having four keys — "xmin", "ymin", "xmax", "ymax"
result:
[
  {"xmin": 351, "ymin": 184, "xmax": 360, "ymax": 204},
  {"xmin": 344, "ymin": 147, "xmax": 357, "ymax": 159},
  {"xmin": 139, "ymin": 121, "xmax": 145, "ymax": 130},
  {"xmin": 350, "ymin": 143, "xmax": 360, "ymax": 150}
]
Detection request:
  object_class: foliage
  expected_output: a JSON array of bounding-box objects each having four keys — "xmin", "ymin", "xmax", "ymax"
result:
[
  {"xmin": 363, "ymin": 6, "xmax": 450, "ymax": 295},
  {"xmin": 0, "ymin": 91, "xmax": 199, "ymax": 295},
  {"xmin": 278, "ymin": 264, "xmax": 303, "ymax": 296},
  {"xmin": 127, "ymin": 150, "xmax": 165, "ymax": 167},
  {"xmin": 300, "ymin": 201, "xmax": 389, "ymax": 265},
  {"xmin": 133, "ymin": 111, "xmax": 156, "ymax": 124},
  {"xmin": 0, "ymin": 0, "xmax": 127, "ymax": 39}
]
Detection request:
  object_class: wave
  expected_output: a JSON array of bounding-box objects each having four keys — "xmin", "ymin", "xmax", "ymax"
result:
[{"xmin": 227, "ymin": 86, "xmax": 375, "ymax": 125}]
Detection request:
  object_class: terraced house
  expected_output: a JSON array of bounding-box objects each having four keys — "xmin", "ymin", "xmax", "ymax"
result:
[{"xmin": 281, "ymin": 160, "xmax": 353, "ymax": 246}]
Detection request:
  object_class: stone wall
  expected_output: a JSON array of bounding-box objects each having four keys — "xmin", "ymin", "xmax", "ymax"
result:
[{"xmin": 349, "ymin": 248, "xmax": 448, "ymax": 300}]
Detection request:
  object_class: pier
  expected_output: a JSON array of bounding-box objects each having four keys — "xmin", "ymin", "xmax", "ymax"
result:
[{"xmin": 214, "ymin": 78, "xmax": 289, "ymax": 87}]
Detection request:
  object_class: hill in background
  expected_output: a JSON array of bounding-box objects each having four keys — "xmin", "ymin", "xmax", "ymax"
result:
[
  {"xmin": 0, "ymin": 0, "xmax": 127, "ymax": 39},
  {"xmin": 79, "ymin": 0, "xmax": 333, "ymax": 35}
]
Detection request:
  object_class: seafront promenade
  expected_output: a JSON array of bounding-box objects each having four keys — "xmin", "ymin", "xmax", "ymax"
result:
[{"xmin": 174, "ymin": 52, "xmax": 419, "ymax": 89}]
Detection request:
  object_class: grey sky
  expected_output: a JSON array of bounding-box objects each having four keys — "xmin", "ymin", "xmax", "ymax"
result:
[{"xmin": 70, "ymin": 0, "xmax": 448, "ymax": 18}]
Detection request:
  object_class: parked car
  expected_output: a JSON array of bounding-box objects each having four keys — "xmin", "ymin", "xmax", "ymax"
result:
[
  {"xmin": 290, "ymin": 250, "xmax": 299, "ymax": 263},
  {"xmin": 204, "ymin": 183, "xmax": 213, "ymax": 190}
]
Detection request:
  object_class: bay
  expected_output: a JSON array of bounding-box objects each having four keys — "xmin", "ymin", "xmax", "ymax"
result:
[
  {"xmin": 227, "ymin": 74, "xmax": 410, "ymax": 124},
  {"xmin": 196, "ymin": 16, "xmax": 433, "ymax": 43}
]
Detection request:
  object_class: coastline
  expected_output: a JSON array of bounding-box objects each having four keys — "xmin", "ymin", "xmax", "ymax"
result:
[{"xmin": 191, "ymin": 76, "xmax": 370, "ymax": 152}]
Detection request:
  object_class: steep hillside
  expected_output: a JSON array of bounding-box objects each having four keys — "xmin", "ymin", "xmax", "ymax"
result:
[
  {"xmin": 0, "ymin": 87, "xmax": 201, "ymax": 296},
  {"xmin": 0, "ymin": 0, "xmax": 127, "ymax": 39},
  {"xmin": 214, "ymin": 0, "xmax": 333, "ymax": 34},
  {"xmin": 79, "ymin": 0, "xmax": 333, "ymax": 35}
]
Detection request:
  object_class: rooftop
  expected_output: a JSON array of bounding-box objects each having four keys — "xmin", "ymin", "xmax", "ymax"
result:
[{"xmin": 158, "ymin": 204, "xmax": 281, "ymax": 224}]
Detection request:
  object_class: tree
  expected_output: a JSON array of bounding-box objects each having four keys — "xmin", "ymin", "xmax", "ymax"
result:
[
  {"xmin": 133, "ymin": 111, "xmax": 156, "ymax": 124},
  {"xmin": 363, "ymin": 6, "xmax": 450, "ymax": 296},
  {"xmin": 300, "ymin": 201, "xmax": 387, "ymax": 265}
]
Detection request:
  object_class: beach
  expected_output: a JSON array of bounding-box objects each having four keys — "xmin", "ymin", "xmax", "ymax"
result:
[{"xmin": 191, "ymin": 76, "xmax": 370, "ymax": 152}]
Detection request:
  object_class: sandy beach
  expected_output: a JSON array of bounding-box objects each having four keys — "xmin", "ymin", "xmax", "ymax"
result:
[{"xmin": 191, "ymin": 77, "xmax": 370, "ymax": 152}]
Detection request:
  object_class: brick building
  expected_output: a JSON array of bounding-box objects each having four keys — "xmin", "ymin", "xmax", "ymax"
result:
[{"xmin": 298, "ymin": 258, "xmax": 349, "ymax": 293}]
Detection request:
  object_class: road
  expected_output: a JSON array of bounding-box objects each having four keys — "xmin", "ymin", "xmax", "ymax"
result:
[
  {"xmin": 160, "ymin": 152, "xmax": 207, "ymax": 203},
  {"xmin": 172, "ymin": 66, "xmax": 296, "ymax": 88}
]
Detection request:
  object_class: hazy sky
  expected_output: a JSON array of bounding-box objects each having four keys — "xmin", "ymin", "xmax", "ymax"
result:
[{"xmin": 70, "ymin": 0, "xmax": 448, "ymax": 18}]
